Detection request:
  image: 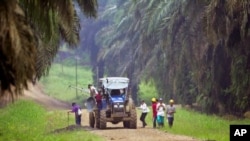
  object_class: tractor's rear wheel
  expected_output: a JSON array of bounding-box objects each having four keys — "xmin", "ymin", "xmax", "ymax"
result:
[
  {"xmin": 99, "ymin": 110, "xmax": 106, "ymax": 129},
  {"xmin": 129, "ymin": 108, "xmax": 137, "ymax": 129},
  {"xmin": 89, "ymin": 112, "xmax": 95, "ymax": 128}
]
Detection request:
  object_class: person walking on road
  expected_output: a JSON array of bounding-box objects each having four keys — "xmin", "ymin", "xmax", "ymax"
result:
[
  {"xmin": 151, "ymin": 97, "xmax": 157, "ymax": 128},
  {"xmin": 68, "ymin": 102, "xmax": 82, "ymax": 126},
  {"xmin": 166, "ymin": 99, "xmax": 176, "ymax": 128},
  {"xmin": 140, "ymin": 100, "xmax": 149, "ymax": 128},
  {"xmin": 156, "ymin": 98, "xmax": 166, "ymax": 127}
]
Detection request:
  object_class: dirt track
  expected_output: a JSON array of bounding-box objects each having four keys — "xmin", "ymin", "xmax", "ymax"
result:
[
  {"xmin": 82, "ymin": 109, "xmax": 199, "ymax": 141},
  {"xmin": 23, "ymin": 83, "xmax": 200, "ymax": 141}
]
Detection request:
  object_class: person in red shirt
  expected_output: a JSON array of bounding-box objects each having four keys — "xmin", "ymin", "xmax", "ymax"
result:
[
  {"xmin": 95, "ymin": 89, "xmax": 102, "ymax": 110},
  {"xmin": 151, "ymin": 97, "xmax": 157, "ymax": 128}
]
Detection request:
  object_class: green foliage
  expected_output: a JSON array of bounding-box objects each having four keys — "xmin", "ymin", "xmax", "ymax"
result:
[
  {"xmin": 40, "ymin": 63, "xmax": 93, "ymax": 106},
  {"xmin": 145, "ymin": 107, "xmax": 250, "ymax": 141},
  {"xmin": 226, "ymin": 53, "xmax": 250, "ymax": 112},
  {"xmin": 0, "ymin": 0, "xmax": 97, "ymax": 101},
  {"xmin": 0, "ymin": 100, "xmax": 103, "ymax": 141},
  {"xmin": 80, "ymin": 0, "xmax": 250, "ymax": 116},
  {"xmin": 0, "ymin": 100, "xmax": 45, "ymax": 141},
  {"xmin": 138, "ymin": 80, "xmax": 158, "ymax": 104}
]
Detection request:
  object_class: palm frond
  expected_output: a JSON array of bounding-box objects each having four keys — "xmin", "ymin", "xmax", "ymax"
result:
[
  {"xmin": 1, "ymin": 0, "xmax": 99, "ymax": 102},
  {"xmin": 77, "ymin": 0, "xmax": 98, "ymax": 18},
  {"xmin": 0, "ymin": 0, "xmax": 37, "ymax": 95},
  {"xmin": 58, "ymin": 1, "xmax": 80, "ymax": 47}
]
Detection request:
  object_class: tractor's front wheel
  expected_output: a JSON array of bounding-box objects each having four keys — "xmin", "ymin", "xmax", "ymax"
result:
[
  {"xmin": 129, "ymin": 108, "xmax": 137, "ymax": 129},
  {"xmin": 99, "ymin": 110, "xmax": 106, "ymax": 129}
]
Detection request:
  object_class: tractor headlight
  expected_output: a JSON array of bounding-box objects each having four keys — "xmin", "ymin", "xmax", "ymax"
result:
[{"xmin": 113, "ymin": 103, "xmax": 124, "ymax": 108}]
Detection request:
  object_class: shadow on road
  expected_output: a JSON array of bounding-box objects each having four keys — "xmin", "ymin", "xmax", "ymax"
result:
[{"xmin": 49, "ymin": 125, "xmax": 93, "ymax": 134}]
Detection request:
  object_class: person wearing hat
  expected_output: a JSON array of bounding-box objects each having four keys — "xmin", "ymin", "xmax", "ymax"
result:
[
  {"xmin": 156, "ymin": 98, "xmax": 166, "ymax": 127},
  {"xmin": 151, "ymin": 97, "xmax": 158, "ymax": 128},
  {"xmin": 166, "ymin": 99, "xmax": 176, "ymax": 128}
]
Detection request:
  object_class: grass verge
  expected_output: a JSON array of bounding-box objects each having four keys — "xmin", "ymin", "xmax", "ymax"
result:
[
  {"xmin": 40, "ymin": 63, "xmax": 93, "ymax": 106},
  {"xmin": 144, "ymin": 106, "xmax": 250, "ymax": 141},
  {"xmin": 0, "ymin": 100, "xmax": 104, "ymax": 141}
]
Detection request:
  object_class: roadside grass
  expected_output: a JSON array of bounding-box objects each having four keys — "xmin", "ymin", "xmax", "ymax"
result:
[
  {"xmin": 40, "ymin": 63, "xmax": 93, "ymax": 106},
  {"xmin": 0, "ymin": 100, "xmax": 104, "ymax": 141},
  {"xmin": 145, "ymin": 107, "xmax": 250, "ymax": 141}
]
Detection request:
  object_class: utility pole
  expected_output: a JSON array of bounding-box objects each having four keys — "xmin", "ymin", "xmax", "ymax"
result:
[
  {"xmin": 75, "ymin": 56, "xmax": 78, "ymax": 98},
  {"xmin": 96, "ymin": 66, "xmax": 99, "ymax": 87}
]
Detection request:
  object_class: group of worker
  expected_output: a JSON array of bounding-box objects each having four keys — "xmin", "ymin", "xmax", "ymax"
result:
[
  {"xmin": 68, "ymin": 83, "xmax": 176, "ymax": 129},
  {"xmin": 140, "ymin": 97, "xmax": 176, "ymax": 128}
]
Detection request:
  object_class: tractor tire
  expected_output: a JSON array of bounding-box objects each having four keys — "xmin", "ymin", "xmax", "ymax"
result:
[
  {"xmin": 123, "ymin": 121, "xmax": 129, "ymax": 128},
  {"xmin": 89, "ymin": 112, "xmax": 95, "ymax": 128},
  {"xmin": 99, "ymin": 110, "xmax": 106, "ymax": 129},
  {"xmin": 95, "ymin": 111, "xmax": 100, "ymax": 128},
  {"xmin": 129, "ymin": 108, "xmax": 137, "ymax": 129}
]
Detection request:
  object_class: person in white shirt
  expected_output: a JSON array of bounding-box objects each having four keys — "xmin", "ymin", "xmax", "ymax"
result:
[
  {"xmin": 88, "ymin": 84, "xmax": 98, "ymax": 97},
  {"xmin": 166, "ymin": 99, "xmax": 176, "ymax": 128},
  {"xmin": 156, "ymin": 98, "xmax": 166, "ymax": 127},
  {"xmin": 140, "ymin": 100, "xmax": 149, "ymax": 128}
]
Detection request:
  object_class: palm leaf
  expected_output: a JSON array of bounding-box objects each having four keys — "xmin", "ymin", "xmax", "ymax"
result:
[
  {"xmin": 0, "ymin": 0, "xmax": 37, "ymax": 96},
  {"xmin": 1, "ymin": 0, "xmax": 98, "ymax": 104},
  {"xmin": 77, "ymin": 0, "xmax": 98, "ymax": 18}
]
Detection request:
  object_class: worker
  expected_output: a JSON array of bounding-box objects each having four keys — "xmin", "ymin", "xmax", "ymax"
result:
[
  {"xmin": 68, "ymin": 102, "xmax": 82, "ymax": 125},
  {"xmin": 156, "ymin": 98, "xmax": 166, "ymax": 127},
  {"xmin": 88, "ymin": 84, "xmax": 98, "ymax": 97},
  {"xmin": 151, "ymin": 97, "xmax": 157, "ymax": 128},
  {"xmin": 140, "ymin": 100, "xmax": 149, "ymax": 128},
  {"xmin": 166, "ymin": 99, "xmax": 176, "ymax": 128},
  {"xmin": 95, "ymin": 89, "xmax": 103, "ymax": 110}
]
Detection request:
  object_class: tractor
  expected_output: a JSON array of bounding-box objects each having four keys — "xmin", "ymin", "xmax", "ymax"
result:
[{"xmin": 86, "ymin": 77, "xmax": 137, "ymax": 129}]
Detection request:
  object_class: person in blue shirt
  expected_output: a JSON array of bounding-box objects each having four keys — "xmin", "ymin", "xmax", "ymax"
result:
[{"xmin": 68, "ymin": 102, "xmax": 82, "ymax": 125}]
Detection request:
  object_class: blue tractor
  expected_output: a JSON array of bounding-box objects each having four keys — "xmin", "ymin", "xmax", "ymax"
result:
[{"xmin": 87, "ymin": 77, "xmax": 137, "ymax": 129}]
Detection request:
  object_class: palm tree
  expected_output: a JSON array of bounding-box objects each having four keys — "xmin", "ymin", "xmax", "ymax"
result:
[
  {"xmin": 0, "ymin": 0, "xmax": 98, "ymax": 105},
  {"xmin": 94, "ymin": 0, "xmax": 250, "ymax": 115}
]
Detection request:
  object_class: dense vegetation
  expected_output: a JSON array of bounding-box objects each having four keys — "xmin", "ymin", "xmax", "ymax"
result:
[
  {"xmin": 1, "ymin": 0, "xmax": 250, "ymax": 117},
  {"xmin": 0, "ymin": 0, "xmax": 97, "ymax": 104}
]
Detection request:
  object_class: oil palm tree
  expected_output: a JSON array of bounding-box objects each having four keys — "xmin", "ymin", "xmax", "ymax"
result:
[
  {"xmin": 95, "ymin": 0, "xmax": 250, "ymax": 115},
  {"xmin": 0, "ymin": 0, "xmax": 97, "ymax": 104}
]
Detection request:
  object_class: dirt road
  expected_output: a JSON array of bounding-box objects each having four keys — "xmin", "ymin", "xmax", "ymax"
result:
[
  {"xmin": 23, "ymin": 83, "xmax": 200, "ymax": 141},
  {"xmin": 81, "ymin": 109, "xmax": 199, "ymax": 141}
]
